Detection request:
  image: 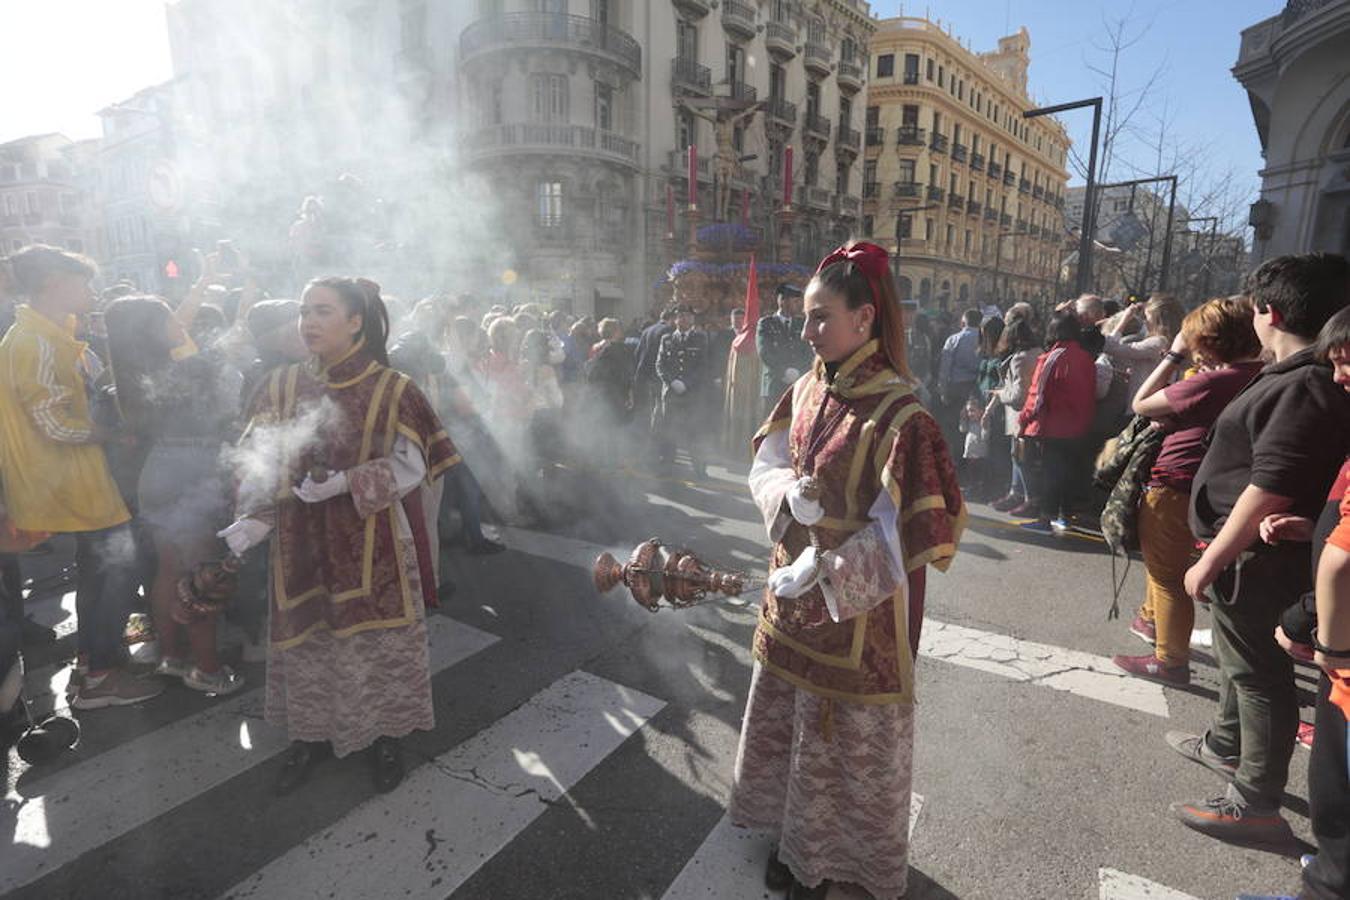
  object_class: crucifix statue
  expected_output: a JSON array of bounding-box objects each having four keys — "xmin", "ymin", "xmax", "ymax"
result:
[{"xmin": 677, "ymin": 96, "xmax": 765, "ymax": 222}]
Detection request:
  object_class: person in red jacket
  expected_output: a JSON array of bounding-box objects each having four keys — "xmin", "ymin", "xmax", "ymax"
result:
[{"xmin": 1017, "ymin": 310, "xmax": 1097, "ymax": 533}]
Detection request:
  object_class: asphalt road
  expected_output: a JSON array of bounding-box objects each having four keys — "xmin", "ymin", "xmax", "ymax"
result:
[{"xmin": 0, "ymin": 456, "xmax": 1318, "ymax": 900}]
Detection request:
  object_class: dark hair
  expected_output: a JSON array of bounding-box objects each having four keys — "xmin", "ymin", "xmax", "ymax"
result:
[
  {"xmin": 1246, "ymin": 253, "xmax": 1350, "ymax": 339},
  {"xmin": 104, "ymin": 295, "xmax": 178, "ymax": 435},
  {"xmin": 978, "ymin": 316, "xmax": 1004, "ymax": 356},
  {"xmin": 811, "ymin": 242, "xmax": 910, "ymax": 379},
  {"xmin": 303, "ymin": 276, "xmax": 391, "ymax": 366},
  {"xmin": 1102, "ymin": 299, "xmax": 1122, "ymax": 318},
  {"xmin": 962, "ymin": 307, "xmax": 982, "ymax": 328},
  {"xmin": 997, "ymin": 317, "xmax": 1040, "ymax": 355},
  {"xmin": 6, "ymin": 243, "xmax": 97, "ymax": 296},
  {"xmin": 1315, "ymin": 305, "xmax": 1350, "ymax": 363},
  {"xmin": 1046, "ymin": 310, "xmax": 1082, "ymax": 346},
  {"xmin": 190, "ymin": 304, "xmax": 228, "ymax": 348}
]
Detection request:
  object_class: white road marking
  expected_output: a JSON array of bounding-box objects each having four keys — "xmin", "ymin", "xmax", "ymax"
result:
[
  {"xmin": 25, "ymin": 588, "xmax": 77, "ymax": 639},
  {"xmin": 1099, "ymin": 867, "xmax": 1203, "ymax": 900},
  {"xmin": 2, "ymin": 615, "xmax": 499, "ymax": 894},
  {"xmin": 920, "ymin": 621, "xmax": 1171, "ymax": 717},
  {"xmin": 221, "ymin": 670, "xmax": 665, "ymax": 900},
  {"xmin": 661, "ymin": 794, "xmax": 925, "ymax": 900}
]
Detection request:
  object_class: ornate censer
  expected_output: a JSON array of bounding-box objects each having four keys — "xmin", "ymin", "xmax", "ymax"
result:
[{"xmin": 592, "ymin": 538, "xmax": 763, "ymax": 612}]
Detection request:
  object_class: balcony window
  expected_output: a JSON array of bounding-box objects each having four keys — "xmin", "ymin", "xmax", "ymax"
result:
[
  {"xmin": 25, "ymin": 191, "xmax": 38, "ymax": 214},
  {"xmin": 595, "ymin": 83, "xmax": 613, "ymax": 131},
  {"xmin": 865, "ymin": 105, "xmax": 879, "ymax": 129},
  {"xmin": 897, "ymin": 213, "xmax": 912, "ymax": 239},
  {"xmin": 677, "ymin": 110, "xmax": 696, "ymax": 150},
  {"xmin": 537, "ymin": 181, "xmax": 564, "ymax": 228},
  {"xmin": 926, "ymin": 58, "xmax": 934, "ymax": 81},
  {"xmin": 903, "ymin": 54, "xmax": 919, "ymax": 84},
  {"xmin": 530, "ymin": 74, "xmax": 568, "ymax": 122},
  {"xmin": 876, "ymin": 54, "xmax": 894, "ymax": 78}
]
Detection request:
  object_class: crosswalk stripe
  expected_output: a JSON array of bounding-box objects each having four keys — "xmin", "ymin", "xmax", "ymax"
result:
[
  {"xmin": 2, "ymin": 615, "xmax": 499, "ymax": 895},
  {"xmin": 660, "ymin": 794, "xmax": 924, "ymax": 900},
  {"xmin": 219, "ymin": 670, "xmax": 665, "ymax": 900},
  {"xmin": 1099, "ymin": 867, "xmax": 1203, "ymax": 900},
  {"xmin": 920, "ymin": 620, "xmax": 1171, "ymax": 717}
]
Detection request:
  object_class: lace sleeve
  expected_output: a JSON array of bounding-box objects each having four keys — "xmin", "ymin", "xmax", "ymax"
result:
[
  {"xmin": 348, "ymin": 436, "xmax": 428, "ymax": 519},
  {"xmin": 817, "ymin": 489, "xmax": 906, "ymax": 622}
]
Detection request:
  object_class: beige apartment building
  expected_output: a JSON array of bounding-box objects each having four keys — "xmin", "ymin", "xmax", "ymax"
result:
[{"xmin": 862, "ymin": 19, "xmax": 1070, "ymax": 311}]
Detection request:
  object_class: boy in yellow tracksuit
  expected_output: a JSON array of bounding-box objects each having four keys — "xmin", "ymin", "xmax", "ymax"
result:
[{"xmin": 0, "ymin": 245, "xmax": 161, "ymax": 708}]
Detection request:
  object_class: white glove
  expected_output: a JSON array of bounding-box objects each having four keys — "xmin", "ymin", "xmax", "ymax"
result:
[
  {"xmin": 217, "ymin": 517, "xmax": 272, "ymax": 556},
  {"xmin": 768, "ymin": 546, "xmax": 819, "ymax": 599},
  {"xmin": 784, "ymin": 367, "xmax": 801, "ymax": 382},
  {"xmin": 670, "ymin": 379, "xmax": 687, "ymax": 395},
  {"xmin": 786, "ymin": 477, "xmax": 825, "ymax": 526},
  {"xmin": 293, "ymin": 470, "xmax": 350, "ymax": 504}
]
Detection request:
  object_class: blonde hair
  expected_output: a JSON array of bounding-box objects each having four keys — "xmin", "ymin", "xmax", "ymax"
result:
[
  {"xmin": 1181, "ymin": 297, "xmax": 1260, "ymax": 366},
  {"xmin": 597, "ymin": 317, "xmax": 622, "ymax": 341},
  {"xmin": 487, "ymin": 316, "xmax": 518, "ymax": 356},
  {"xmin": 1143, "ymin": 293, "xmax": 1185, "ymax": 342}
]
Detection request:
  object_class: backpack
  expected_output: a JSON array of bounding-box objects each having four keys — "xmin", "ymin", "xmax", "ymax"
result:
[{"xmin": 1093, "ymin": 415, "xmax": 1165, "ymax": 618}]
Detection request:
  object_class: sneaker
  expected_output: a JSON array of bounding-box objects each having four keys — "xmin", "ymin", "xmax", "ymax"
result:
[
  {"xmin": 1009, "ymin": 501, "xmax": 1040, "ymax": 518},
  {"xmin": 1113, "ymin": 654, "xmax": 1190, "ymax": 686},
  {"xmin": 155, "ymin": 657, "xmax": 194, "ymax": 680},
  {"xmin": 1050, "ymin": 517, "xmax": 1072, "ymax": 536},
  {"xmin": 182, "ymin": 665, "xmax": 245, "ymax": 696},
  {"xmin": 72, "ymin": 669, "xmax": 165, "ymax": 709},
  {"xmin": 1130, "ymin": 615, "xmax": 1157, "ymax": 645},
  {"xmin": 466, "ymin": 537, "xmax": 506, "ymax": 555},
  {"xmin": 1170, "ymin": 793, "xmax": 1290, "ymax": 844},
  {"xmin": 990, "ymin": 493, "xmax": 1022, "ymax": 512},
  {"xmin": 1018, "ymin": 519, "xmax": 1054, "ymax": 535},
  {"xmin": 1165, "ymin": 730, "xmax": 1239, "ymax": 779},
  {"xmin": 1297, "ymin": 721, "xmax": 1314, "ymax": 750}
]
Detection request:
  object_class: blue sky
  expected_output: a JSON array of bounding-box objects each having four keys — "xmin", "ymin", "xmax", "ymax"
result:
[{"xmin": 870, "ymin": 0, "xmax": 1278, "ymax": 204}]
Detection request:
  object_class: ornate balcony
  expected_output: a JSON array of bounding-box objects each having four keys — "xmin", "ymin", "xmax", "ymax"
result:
[
  {"xmin": 804, "ymin": 112, "xmax": 831, "ymax": 141},
  {"xmin": 862, "ymin": 181, "xmax": 880, "ymax": 199},
  {"xmin": 722, "ymin": 0, "xmax": 757, "ymax": 40},
  {"xmin": 1019, "ymin": 178, "xmax": 1031, "ymax": 194},
  {"xmin": 948, "ymin": 193, "xmax": 965, "ymax": 211},
  {"xmin": 894, "ymin": 181, "xmax": 921, "ymax": 199},
  {"xmin": 804, "ymin": 42, "xmax": 831, "ymax": 77},
  {"xmin": 672, "ymin": 0, "xmax": 711, "ymax": 18},
  {"xmin": 729, "ymin": 80, "xmax": 758, "ymax": 103},
  {"xmin": 464, "ymin": 123, "xmax": 640, "ymax": 171},
  {"xmin": 984, "ymin": 208, "xmax": 998, "ymax": 224},
  {"xmin": 1015, "ymin": 218, "xmax": 1028, "ymax": 232},
  {"xmin": 1000, "ymin": 212, "xmax": 1012, "ymax": 227},
  {"xmin": 837, "ymin": 60, "xmax": 864, "ymax": 93},
  {"xmin": 988, "ymin": 162, "xmax": 1003, "ymax": 179},
  {"xmin": 967, "ymin": 201, "xmax": 982, "ymax": 217},
  {"xmin": 951, "ymin": 143, "xmax": 968, "ymax": 164},
  {"xmin": 866, "ymin": 126, "xmax": 885, "ymax": 147},
  {"xmin": 833, "ymin": 194, "xmax": 862, "ymax": 218},
  {"xmin": 798, "ymin": 184, "xmax": 832, "ymax": 211},
  {"xmin": 926, "ymin": 185, "xmax": 945, "ymax": 202},
  {"xmin": 460, "ymin": 13, "xmax": 641, "ymax": 81},
  {"xmin": 671, "ymin": 57, "xmax": 711, "ymax": 96},
  {"xmin": 837, "ymin": 126, "xmax": 861, "ymax": 155},
  {"xmin": 897, "ymin": 126, "xmax": 925, "ymax": 146},
  {"xmin": 970, "ymin": 152, "xmax": 986, "ymax": 172},
  {"xmin": 765, "ymin": 20, "xmax": 797, "ymax": 58},
  {"xmin": 766, "ymin": 96, "xmax": 797, "ymax": 129},
  {"xmin": 1003, "ymin": 171, "xmax": 1016, "ymax": 187},
  {"xmin": 929, "ymin": 133, "xmax": 949, "ymax": 154},
  {"xmin": 1032, "ymin": 184, "xmax": 1045, "ymax": 200}
]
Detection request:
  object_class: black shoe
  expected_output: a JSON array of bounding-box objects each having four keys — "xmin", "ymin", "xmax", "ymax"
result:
[
  {"xmin": 19, "ymin": 616, "xmax": 57, "ymax": 645},
  {"xmin": 369, "ymin": 736, "xmax": 404, "ymax": 793},
  {"xmin": 765, "ymin": 848, "xmax": 793, "ymax": 891},
  {"xmin": 787, "ymin": 878, "xmax": 829, "ymax": 900},
  {"xmin": 274, "ymin": 740, "xmax": 329, "ymax": 796},
  {"xmin": 466, "ymin": 538, "xmax": 506, "ymax": 556}
]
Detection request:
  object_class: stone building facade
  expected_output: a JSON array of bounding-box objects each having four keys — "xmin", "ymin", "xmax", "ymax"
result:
[
  {"xmin": 862, "ymin": 19, "xmax": 1069, "ymax": 312},
  {"xmin": 1233, "ymin": 0, "xmax": 1350, "ymax": 262},
  {"xmin": 0, "ymin": 134, "xmax": 99, "ymax": 260}
]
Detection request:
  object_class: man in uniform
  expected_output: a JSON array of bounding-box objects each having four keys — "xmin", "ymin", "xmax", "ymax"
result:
[
  {"xmin": 755, "ymin": 284, "xmax": 810, "ymax": 415},
  {"xmin": 654, "ymin": 306, "xmax": 710, "ymax": 478}
]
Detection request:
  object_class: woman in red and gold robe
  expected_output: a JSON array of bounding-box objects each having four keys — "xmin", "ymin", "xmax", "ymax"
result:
[
  {"xmin": 730, "ymin": 243, "xmax": 965, "ymax": 900},
  {"xmin": 219, "ymin": 276, "xmax": 458, "ymax": 796}
]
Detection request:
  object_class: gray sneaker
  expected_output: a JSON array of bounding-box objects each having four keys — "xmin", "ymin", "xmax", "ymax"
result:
[
  {"xmin": 1165, "ymin": 730, "xmax": 1239, "ymax": 779},
  {"xmin": 182, "ymin": 665, "xmax": 245, "ymax": 697},
  {"xmin": 72, "ymin": 669, "xmax": 165, "ymax": 709}
]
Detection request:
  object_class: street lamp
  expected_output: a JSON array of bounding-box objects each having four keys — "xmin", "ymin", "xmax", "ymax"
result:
[{"xmin": 1024, "ymin": 97, "xmax": 1103, "ymax": 296}]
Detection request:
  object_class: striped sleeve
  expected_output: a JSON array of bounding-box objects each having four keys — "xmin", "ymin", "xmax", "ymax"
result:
[{"xmin": 13, "ymin": 334, "xmax": 94, "ymax": 444}]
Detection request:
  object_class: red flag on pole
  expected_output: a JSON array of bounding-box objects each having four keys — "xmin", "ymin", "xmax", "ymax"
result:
[{"xmin": 732, "ymin": 254, "xmax": 759, "ymax": 354}]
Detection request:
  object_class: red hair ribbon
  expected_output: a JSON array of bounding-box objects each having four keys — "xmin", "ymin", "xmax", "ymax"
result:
[{"xmin": 815, "ymin": 242, "xmax": 890, "ymax": 306}]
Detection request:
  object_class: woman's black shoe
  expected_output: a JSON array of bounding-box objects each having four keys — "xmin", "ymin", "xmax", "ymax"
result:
[
  {"xmin": 765, "ymin": 848, "xmax": 793, "ymax": 891},
  {"xmin": 274, "ymin": 740, "xmax": 329, "ymax": 796},
  {"xmin": 369, "ymin": 736, "xmax": 404, "ymax": 793},
  {"xmin": 466, "ymin": 538, "xmax": 506, "ymax": 556},
  {"xmin": 787, "ymin": 878, "xmax": 830, "ymax": 900}
]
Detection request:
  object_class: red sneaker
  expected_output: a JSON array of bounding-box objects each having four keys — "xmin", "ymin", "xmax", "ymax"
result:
[
  {"xmin": 1297, "ymin": 721, "xmax": 1314, "ymax": 750},
  {"xmin": 1112, "ymin": 653, "xmax": 1190, "ymax": 686},
  {"xmin": 1129, "ymin": 615, "xmax": 1157, "ymax": 646},
  {"xmin": 1009, "ymin": 501, "xmax": 1040, "ymax": 518}
]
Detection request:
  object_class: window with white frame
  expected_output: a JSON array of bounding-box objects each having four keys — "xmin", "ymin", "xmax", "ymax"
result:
[
  {"xmin": 530, "ymin": 74, "xmax": 568, "ymax": 123},
  {"xmin": 537, "ymin": 181, "xmax": 564, "ymax": 227}
]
